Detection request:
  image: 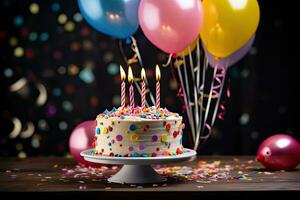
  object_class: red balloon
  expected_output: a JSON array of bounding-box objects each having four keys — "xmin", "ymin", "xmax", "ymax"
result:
[
  {"xmin": 69, "ymin": 120, "xmax": 102, "ymax": 167},
  {"xmin": 256, "ymin": 134, "xmax": 300, "ymax": 171}
]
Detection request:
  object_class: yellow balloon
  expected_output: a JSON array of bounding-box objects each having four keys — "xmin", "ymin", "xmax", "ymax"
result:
[
  {"xmin": 200, "ymin": 0, "xmax": 260, "ymax": 58},
  {"xmin": 177, "ymin": 39, "xmax": 198, "ymax": 57}
]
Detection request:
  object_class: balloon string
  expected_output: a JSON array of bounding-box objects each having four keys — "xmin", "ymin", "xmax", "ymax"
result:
[
  {"xmin": 162, "ymin": 54, "xmax": 173, "ymax": 67},
  {"xmin": 173, "ymin": 58, "xmax": 196, "ymax": 142},
  {"xmin": 183, "ymin": 54, "xmax": 197, "ymax": 144},
  {"xmin": 195, "ymin": 38, "xmax": 201, "ymax": 90},
  {"xmin": 186, "ymin": 44, "xmax": 201, "ymax": 151},
  {"xmin": 182, "ymin": 56, "xmax": 196, "ymax": 142},
  {"xmin": 182, "ymin": 57, "xmax": 191, "ymax": 110},
  {"xmin": 170, "ymin": 61, "xmax": 195, "ymax": 147},
  {"xmin": 194, "ymin": 41, "xmax": 205, "ymax": 150},
  {"xmin": 199, "ymin": 50, "xmax": 207, "ymax": 137},
  {"xmin": 201, "ymin": 65, "xmax": 218, "ymax": 135}
]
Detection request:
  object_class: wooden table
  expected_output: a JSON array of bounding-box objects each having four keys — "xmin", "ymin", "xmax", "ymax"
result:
[{"xmin": 0, "ymin": 156, "xmax": 299, "ymax": 198}]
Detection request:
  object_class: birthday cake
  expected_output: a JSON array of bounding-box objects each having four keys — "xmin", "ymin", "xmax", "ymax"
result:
[{"xmin": 93, "ymin": 106, "xmax": 185, "ymax": 157}]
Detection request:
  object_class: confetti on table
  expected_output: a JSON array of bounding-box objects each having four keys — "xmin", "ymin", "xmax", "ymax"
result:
[
  {"xmin": 154, "ymin": 159, "xmax": 263, "ymax": 183},
  {"xmin": 79, "ymin": 185, "xmax": 87, "ymax": 190},
  {"xmin": 1, "ymin": 158, "xmax": 282, "ymax": 190}
]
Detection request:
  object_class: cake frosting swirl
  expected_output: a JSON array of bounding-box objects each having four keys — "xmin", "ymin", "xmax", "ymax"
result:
[{"xmin": 93, "ymin": 106, "xmax": 185, "ymax": 157}]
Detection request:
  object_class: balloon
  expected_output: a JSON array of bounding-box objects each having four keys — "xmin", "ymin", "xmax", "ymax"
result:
[
  {"xmin": 78, "ymin": 0, "xmax": 140, "ymax": 39},
  {"xmin": 139, "ymin": 0, "xmax": 203, "ymax": 54},
  {"xmin": 200, "ymin": 0, "xmax": 260, "ymax": 58},
  {"xmin": 177, "ymin": 38, "xmax": 198, "ymax": 57},
  {"xmin": 205, "ymin": 35, "xmax": 255, "ymax": 68},
  {"xmin": 69, "ymin": 120, "xmax": 102, "ymax": 167},
  {"xmin": 256, "ymin": 134, "xmax": 300, "ymax": 171}
]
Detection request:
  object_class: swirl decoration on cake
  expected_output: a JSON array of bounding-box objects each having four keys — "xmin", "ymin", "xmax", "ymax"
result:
[{"xmin": 93, "ymin": 106, "xmax": 186, "ymax": 157}]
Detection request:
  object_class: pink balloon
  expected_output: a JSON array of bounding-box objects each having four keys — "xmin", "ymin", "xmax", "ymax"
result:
[
  {"xmin": 256, "ymin": 134, "xmax": 300, "ymax": 171},
  {"xmin": 69, "ymin": 120, "xmax": 102, "ymax": 167},
  {"xmin": 139, "ymin": 0, "xmax": 203, "ymax": 54}
]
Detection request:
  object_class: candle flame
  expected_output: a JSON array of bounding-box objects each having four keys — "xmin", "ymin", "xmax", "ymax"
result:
[
  {"xmin": 128, "ymin": 66, "xmax": 134, "ymax": 83},
  {"xmin": 141, "ymin": 68, "xmax": 146, "ymax": 81},
  {"xmin": 120, "ymin": 65, "xmax": 126, "ymax": 81},
  {"xmin": 155, "ymin": 65, "xmax": 161, "ymax": 81}
]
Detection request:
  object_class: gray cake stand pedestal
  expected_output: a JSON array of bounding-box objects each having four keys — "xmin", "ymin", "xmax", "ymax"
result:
[{"xmin": 80, "ymin": 148, "xmax": 196, "ymax": 184}]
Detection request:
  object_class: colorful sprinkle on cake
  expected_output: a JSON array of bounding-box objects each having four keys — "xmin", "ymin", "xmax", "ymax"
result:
[{"xmin": 94, "ymin": 106, "xmax": 184, "ymax": 157}]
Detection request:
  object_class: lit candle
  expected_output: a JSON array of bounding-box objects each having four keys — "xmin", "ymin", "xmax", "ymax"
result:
[
  {"xmin": 120, "ymin": 65, "xmax": 126, "ymax": 109},
  {"xmin": 155, "ymin": 65, "xmax": 161, "ymax": 110},
  {"xmin": 128, "ymin": 66, "xmax": 135, "ymax": 111},
  {"xmin": 141, "ymin": 68, "xmax": 146, "ymax": 110}
]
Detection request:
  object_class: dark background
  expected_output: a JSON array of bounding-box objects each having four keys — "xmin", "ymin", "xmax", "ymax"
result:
[{"xmin": 0, "ymin": 0, "xmax": 291, "ymax": 157}]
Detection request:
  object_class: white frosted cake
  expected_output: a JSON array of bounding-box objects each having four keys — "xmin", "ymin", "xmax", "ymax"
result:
[{"xmin": 92, "ymin": 106, "xmax": 186, "ymax": 157}]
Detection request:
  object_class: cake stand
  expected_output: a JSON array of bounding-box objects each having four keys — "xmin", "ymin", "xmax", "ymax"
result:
[{"xmin": 80, "ymin": 148, "xmax": 196, "ymax": 184}]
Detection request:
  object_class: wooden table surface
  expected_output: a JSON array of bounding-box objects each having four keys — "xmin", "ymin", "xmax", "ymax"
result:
[{"xmin": 0, "ymin": 156, "xmax": 299, "ymax": 198}]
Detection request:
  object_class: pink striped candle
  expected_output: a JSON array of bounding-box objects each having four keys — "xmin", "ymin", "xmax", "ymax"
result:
[
  {"xmin": 141, "ymin": 68, "xmax": 146, "ymax": 109},
  {"xmin": 121, "ymin": 81, "xmax": 125, "ymax": 108},
  {"xmin": 155, "ymin": 65, "xmax": 161, "ymax": 110},
  {"xmin": 128, "ymin": 66, "xmax": 134, "ymax": 111},
  {"xmin": 129, "ymin": 85, "xmax": 134, "ymax": 110},
  {"xmin": 120, "ymin": 66, "xmax": 126, "ymax": 109}
]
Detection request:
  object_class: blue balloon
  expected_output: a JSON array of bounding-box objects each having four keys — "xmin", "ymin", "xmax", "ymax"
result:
[{"xmin": 78, "ymin": 0, "xmax": 140, "ymax": 39}]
